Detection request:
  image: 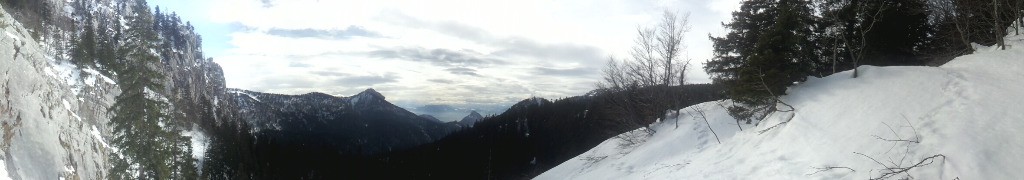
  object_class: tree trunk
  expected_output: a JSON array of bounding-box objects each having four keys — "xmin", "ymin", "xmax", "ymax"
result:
[{"xmin": 995, "ymin": 0, "xmax": 1005, "ymax": 50}]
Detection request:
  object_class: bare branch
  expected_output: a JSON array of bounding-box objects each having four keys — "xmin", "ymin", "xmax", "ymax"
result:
[
  {"xmin": 806, "ymin": 166, "xmax": 856, "ymax": 175},
  {"xmin": 871, "ymin": 116, "xmax": 921, "ymax": 144},
  {"xmin": 689, "ymin": 106, "xmax": 720, "ymax": 144},
  {"xmin": 756, "ymin": 119, "xmax": 791, "ymax": 135},
  {"xmin": 855, "ymin": 152, "xmax": 947, "ymax": 180}
]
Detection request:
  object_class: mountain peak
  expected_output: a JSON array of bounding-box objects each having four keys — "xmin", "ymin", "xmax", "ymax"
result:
[
  {"xmin": 467, "ymin": 111, "xmax": 482, "ymax": 118},
  {"xmin": 355, "ymin": 88, "xmax": 385, "ymax": 100},
  {"xmin": 349, "ymin": 88, "xmax": 389, "ymax": 108},
  {"xmin": 459, "ymin": 110, "xmax": 485, "ymax": 127}
]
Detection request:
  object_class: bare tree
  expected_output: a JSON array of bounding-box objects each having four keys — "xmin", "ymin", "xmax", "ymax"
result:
[
  {"xmin": 628, "ymin": 27, "xmax": 661, "ymax": 87},
  {"xmin": 598, "ymin": 56, "xmax": 631, "ymax": 90},
  {"xmin": 1015, "ymin": 0, "xmax": 1023, "ymax": 35},
  {"xmin": 851, "ymin": 2, "xmax": 887, "ymax": 78},
  {"xmin": 598, "ymin": 10, "xmax": 692, "ymax": 136},
  {"xmin": 656, "ymin": 11, "xmax": 692, "ymax": 85},
  {"xmin": 603, "ymin": 10, "xmax": 692, "ymax": 89},
  {"xmin": 929, "ymin": 0, "xmax": 975, "ymax": 50},
  {"xmin": 995, "ymin": 0, "xmax": 1006, "ymax": 50}
]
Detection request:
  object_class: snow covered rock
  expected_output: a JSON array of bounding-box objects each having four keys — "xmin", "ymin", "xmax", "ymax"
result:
[{"xmin": 0, "ymin": 7, "xmax": 117, "ymax": 180}]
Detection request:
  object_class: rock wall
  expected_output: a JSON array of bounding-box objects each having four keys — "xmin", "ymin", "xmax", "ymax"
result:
[{"xmin": 0, "ymin": 6, "xmax": 116, "ymax": 180}]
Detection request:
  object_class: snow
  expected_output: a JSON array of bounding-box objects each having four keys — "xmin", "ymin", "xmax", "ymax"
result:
[
  {"xmin": 63, "ymin": 165, "xmax": 75, "ymax": 174},
  {"xmin": 90, "ymin": 126, "xmax": 111, "ymax": 149},
  {"xmin": 232, "ymin": 90, "xmax": 261, "ymax": 102},
  {"xmin": 81, "ymin": 68, "xmax": 116, "ymax": 85},
  {"xmin": 182, "ymin": 129, "xmax": 209, "ymax": 160},
  {"xmin": 144, "ymin": 87, "xmax": 169, "ymax": 103},
  {"xmin": 61, "ymin": 99, "xmax": 82, "ymax": 121},
  {"xmin": 0, "ymin": 160, "xmax": 11, "ymax": 180},
  {"xmin": 3, "ymin": 31, "xmax": 18, "ymax": 42},
  {"xmin": 538, "ymin": 35, "xmax": 1024, "ymax": 180}
]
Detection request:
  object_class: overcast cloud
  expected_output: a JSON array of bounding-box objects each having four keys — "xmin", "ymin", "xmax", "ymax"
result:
[{"xmin": 149, "ymin": 0, "xmax": 742, "ymax": 113}]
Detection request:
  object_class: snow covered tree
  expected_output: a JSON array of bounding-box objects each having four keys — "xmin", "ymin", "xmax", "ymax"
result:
[{"xmin": 705, "ymin": 0, "xmax": 819, "ymax": 123}]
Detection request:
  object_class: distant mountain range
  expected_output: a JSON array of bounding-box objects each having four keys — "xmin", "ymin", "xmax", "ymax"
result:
[
  {"xmin": 229, "ymin": 88, "xmax": 458, "ymax": 154},
  {"xmin": 406, "ymin": 104, "xmax": 503, "ymax": 123}
]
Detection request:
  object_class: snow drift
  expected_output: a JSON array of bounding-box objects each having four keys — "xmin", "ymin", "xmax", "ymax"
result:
[{"xmin": 538, "ymin": 35, "xmax": 1024, "ymax": 179}]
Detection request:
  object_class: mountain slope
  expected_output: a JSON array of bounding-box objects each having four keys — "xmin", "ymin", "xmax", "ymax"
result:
[
  {"xmin": 375, "ymin": 84, "xmax": 724, "ymax": 179},
  {"xmin": 538, "ymin": 36, "xmax": 1024, "ymax": 179}
]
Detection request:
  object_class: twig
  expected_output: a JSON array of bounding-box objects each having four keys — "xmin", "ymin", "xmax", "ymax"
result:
[
  {"xmin": 872, "ymin": 122, "xmax": 919, "ymax": 143},
  {"xmin": 717, "ymin": 101, "xmax": 744, "ymax": 131},
  {"xmin": 690, "ymin": 106, "xmax": 721, "ymax": 144},
  {"xmin": 854, "ymin": 152, "xmax": 890, "ymax": 170},
  {"xmin": 806, "ymin": 166, "xmax": 856, "ymax": 175},
  {"xmin": 756, "ymin": 121, "xmax": 788, "ymax": 135},
  {"xmin": 875, "ymin": 154, "xmax": 946, "ymax": 180},
  {"xmin": 901, "ymin": 114, "xmax": 921, "ymax": 143},
  {"xmin": 856, "ymin": 151, "xmax": 947, "ymax": 180}
]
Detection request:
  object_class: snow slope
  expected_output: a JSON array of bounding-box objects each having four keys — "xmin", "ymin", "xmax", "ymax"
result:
[{"xmin": 538, "ymin": 35, "xmax": 1024, "ymax": 180}]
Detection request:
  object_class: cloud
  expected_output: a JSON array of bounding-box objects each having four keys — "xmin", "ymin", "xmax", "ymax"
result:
[
  {"xmin": 490, "ymin": 37, "xmax": 604, "ymax": 64},
  {"xmin": 259, "ymin": 0, "xmax": 274, "ymax": 8},
  {"xmin": 445, "ymin": 67, "xmax": 481, "ymax": 77},
  {"xmin": 253, "ymin": 75, "xmax": 319, "ymax": 90},
  {"xmin": 310, "ymin": 70, "xmax": 348, "ymax": 77},
  {"xmin": 335, "ymin": 74, "xmax": 399, "ymax": 86},
  {"xmin": 428, "ymin": 79, "xmax": 455, "ymax": 84},
  {"xmin": 382, "ymin": 13, "xmax": 605, "ymax": 65},
  {"xmin": 186, "ymin": 0, "xmax": 741, "ymax": 107},
  {"xmin": 288, "ymin": 61, "xmax": 312, "ymax": 67},
  {"xmin": 369, "ymin": 47, "xmax": 501, "ymax": 68},
  {"xmin": 533, "ymin": 67, "xmax": 597, "ymax": 77},
  {"xmin": 266, "ymin": 26, "xmax": 382, "ymax": 39}
]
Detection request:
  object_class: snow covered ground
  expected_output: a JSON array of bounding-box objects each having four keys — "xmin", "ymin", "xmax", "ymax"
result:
[{"xmin": 538, "ymin": 35, "xmax": 1024, "ymax": 179}]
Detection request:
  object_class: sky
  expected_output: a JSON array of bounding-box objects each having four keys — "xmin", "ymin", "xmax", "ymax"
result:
[{"xmin": 148, "ymin": 0, "xmax": 742, "ymax": 111}]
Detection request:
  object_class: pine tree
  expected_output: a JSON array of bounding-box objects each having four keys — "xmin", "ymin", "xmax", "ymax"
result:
[
  {"xmin": 107, "ymin": 1, "xmax": 196, "ymax": 179},
  {"xmin": 71, "ymin": 13, "xmax": 97, "ymax": 67},
  {"xmin": 706, "ymin": 0, "xmax": 819, "ymax": 123},
  {"xmin": 819, "ymin": 0, "xmax": 931, "ymax": 68}
]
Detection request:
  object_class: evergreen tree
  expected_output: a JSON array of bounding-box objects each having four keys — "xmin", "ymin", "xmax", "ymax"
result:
[
  {"xmin": 818, "ymin": 0, "xmax": 931, "ymax": 70},
  {"xmin": 107, "ymin": 1, "xmax": 196, "ymax": 179},
  {"xmin": 861, "ymin": 0, "xmax": 930, "ymax": 66},
  {"xmin": 706, "ymin": 0, "xmax": 819, "ymax": 123},
  {"xmin": 71, "ymin": 13, "xmax": 97, "ymax": 67}
]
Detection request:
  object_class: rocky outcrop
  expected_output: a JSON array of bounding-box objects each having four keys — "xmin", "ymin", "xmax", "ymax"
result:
[
  {"xmin": 0, "ymin": 1, "xmax": 241, "ymax": 178},
  {"xmin": 0, "ymin": 6, "xmax": 117, "ymax": 179}
]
